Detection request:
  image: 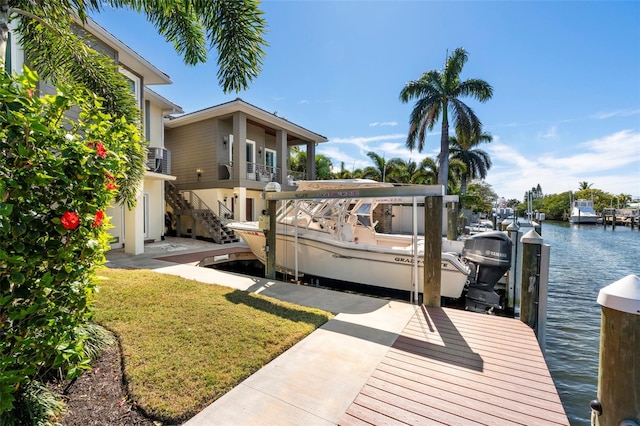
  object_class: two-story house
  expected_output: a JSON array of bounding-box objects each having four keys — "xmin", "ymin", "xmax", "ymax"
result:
[
  {"xmin": 5, "ymin": 17, "xmax": 182, "ymax": 255},
  {"xmin": 163, "ymin": 98, "xmax": 328, "ymax": 239},
  {"xmin": 6, "ymin": 18, "xmax": 329, "ymax": 251}
]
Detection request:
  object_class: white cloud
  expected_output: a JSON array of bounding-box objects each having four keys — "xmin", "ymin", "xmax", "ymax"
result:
[
  {"xmin": 329, "ymin": 133, "xmax": 406, "ymax": 152},
  {"xmin": 591, "ymin": 108, "xmax": 640, "ymax": 120},
  {"xmin": 486, "ymin": 130, "xmax": 640, "ymax": 199},
  {"xmin": 369, "ymin": 121, "xmax": 398, "ymax": 127},
  {"xmin": 322, "ymin": 129, "xmax": 640, "ymax": 199}
]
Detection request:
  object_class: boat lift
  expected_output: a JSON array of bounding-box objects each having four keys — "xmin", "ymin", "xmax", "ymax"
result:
[{"xmin": 261, "ymin": 182, "xmax": 453, "ymax": 307}]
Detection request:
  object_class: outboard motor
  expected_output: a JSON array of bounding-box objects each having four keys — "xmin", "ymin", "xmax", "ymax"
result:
[{"xmin": 462, "ymin": 231, "xmax": 513, "ymax": 313}]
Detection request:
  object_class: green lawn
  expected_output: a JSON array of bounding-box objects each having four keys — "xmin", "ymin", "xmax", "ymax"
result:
[{"xmin": 92, "ymin": 268, "xmax": 333, "ymax": 423}]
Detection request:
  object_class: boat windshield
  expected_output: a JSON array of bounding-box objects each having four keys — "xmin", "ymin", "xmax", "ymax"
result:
[{"xmin": 353, "ymin": 203, "xmax": 373, "ymax": 227}]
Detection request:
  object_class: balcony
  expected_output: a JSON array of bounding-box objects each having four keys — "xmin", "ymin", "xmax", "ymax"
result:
[
  {"xmin": 218, "ymin": 161, "xmax": 281, "ymax": 183},
  {"xmin": 147, "ymin": 147, "xmax": 171, "ymax": 175}
]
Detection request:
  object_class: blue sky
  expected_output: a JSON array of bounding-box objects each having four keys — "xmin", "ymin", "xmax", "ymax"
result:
[{"xmin": 91, "ymin": 1, "xmax": 640, "ymax": 201}]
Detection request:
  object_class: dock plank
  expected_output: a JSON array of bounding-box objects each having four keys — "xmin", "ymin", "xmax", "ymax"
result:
[{"xmin": 340, "ymin": 307, "xmax": 568, "ymax": 426}]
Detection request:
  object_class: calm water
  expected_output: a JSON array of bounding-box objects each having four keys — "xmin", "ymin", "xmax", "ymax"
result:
[{"xmin": 541, "ymin": 221, "xmax": 639, "ymax": 425}]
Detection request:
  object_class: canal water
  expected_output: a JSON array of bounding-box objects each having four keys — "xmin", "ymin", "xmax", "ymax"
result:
[{"xmin": 541, "ymin": 221, "xmax": 639, "ymax": 425}]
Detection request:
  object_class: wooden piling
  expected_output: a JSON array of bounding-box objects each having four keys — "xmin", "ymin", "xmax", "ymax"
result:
[
  {"xmin": 594, "ymin": 275, "xmax": 640, "ymax": 426},
  {"xmin": 520, "ymin": 230, "xmax": 543, "ymax": 330},
  {"xmin": 612, "ymin": 210, "xmax": 616, "ymax": 230},
  {"xmin": 423, "ymin": 195, "xmax": 442, "ymax": 307},
  {"xmin": 265, "ymin": 199, "xmax": 277, "ymax": 280}
]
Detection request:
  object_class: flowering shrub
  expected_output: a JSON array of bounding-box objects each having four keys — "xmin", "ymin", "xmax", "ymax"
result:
[{"xmin": 0, "ymin": 67, "xmax": 143, "ymax": 417}]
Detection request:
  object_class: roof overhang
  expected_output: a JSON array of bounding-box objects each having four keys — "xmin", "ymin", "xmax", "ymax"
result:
[
  {"xmin": 165, "ymin": 98, "xmax": 328, "ymax": 143},
  {"xmin": 81, "ymin": 17, "xmax": 172, "ymax": 85},
  {"xmin": 144, "ymin": 88, "xmax": 183, "ymax": 114},
  {"xmin": 144, "ymin": 172, "xmax": 177, "ymax": 181}
]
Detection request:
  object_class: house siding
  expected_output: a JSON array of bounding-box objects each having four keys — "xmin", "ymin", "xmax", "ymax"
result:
[
  {"xmin": 146, "ymin": 102, "xmax": 165, "ymax": 147},
  {"xmin": 165, "ymin": 118, "xmax": 219, "ymax": 188}
]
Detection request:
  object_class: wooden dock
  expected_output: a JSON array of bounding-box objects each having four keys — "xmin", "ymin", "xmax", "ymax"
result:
[
  {"xmin": 340, "ymin": 306, "xmax": 568, "ymax": 426},
  {"xmin": 154, "ymin": 246, "xmax": 255, "ymax": 266}
]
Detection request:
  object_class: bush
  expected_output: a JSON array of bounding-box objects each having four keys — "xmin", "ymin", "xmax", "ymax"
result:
[{"xmin": 0, "ymin": 67, "xmax": 142, "ymax": 420}]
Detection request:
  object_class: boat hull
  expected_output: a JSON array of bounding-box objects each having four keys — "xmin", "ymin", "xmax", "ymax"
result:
[{"xmin": 232, "ymin": 226, "xmax": 469, "ymax": 299}]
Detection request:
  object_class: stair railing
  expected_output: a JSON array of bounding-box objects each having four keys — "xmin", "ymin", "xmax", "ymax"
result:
[{"xmin": 218, "ymin": 201, "xmax": 234, "ymax": 222}]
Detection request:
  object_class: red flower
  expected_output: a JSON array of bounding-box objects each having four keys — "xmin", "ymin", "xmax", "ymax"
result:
[
  {"xmin": 106, "ymin": 181, "xmax": 117, "ymax": 191},
  {"xmin": 96, "ymin": 142, "xmax": 107, "ymax": 158},
  {"xmin": 105, "ymin": 171, "xmax": 115, "ymax": 180},
  {"xmin": 61, "ymin": 211, "xmax": 80, "ymax": 230},
  {"xmin": 87, "ymin": 141, "xmax": 95, "ymax": 148},
  {"xmin": 93, "ymin": 210, "xmax": 105, "ymax": 227}
]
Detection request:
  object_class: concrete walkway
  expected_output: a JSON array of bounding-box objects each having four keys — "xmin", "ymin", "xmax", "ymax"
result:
[{"xmin": 105, "ymin": 238, "xmax": 418, "ymax": 425}]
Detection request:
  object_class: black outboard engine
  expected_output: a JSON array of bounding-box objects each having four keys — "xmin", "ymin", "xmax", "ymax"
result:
[{"xmin": 462, "ymin": 231, "xmax": 513, "ymax": 313}]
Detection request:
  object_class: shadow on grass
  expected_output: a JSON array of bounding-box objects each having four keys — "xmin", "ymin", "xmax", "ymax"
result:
[{"xmin": 224, "ymin": 289, "xmax": 331, "ymax": 327}]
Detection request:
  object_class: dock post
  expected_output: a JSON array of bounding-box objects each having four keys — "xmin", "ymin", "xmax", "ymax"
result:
[
  {"xmin": 446, "ymin": 201, "xmax": 458, "ymax": 241},
  {"xmin": 263, "ymin": 183, "xmax": 281, "ymax": 280},
  {"xmin": 520, "ymin": 230, "xmax": 543, "ymax": 331},
  {"xmin": 423, "ymin": 195, "xmax": 442, "ymax": 307},
  {"xmin": 537, "ymin": 243, "xmax": 550, "ymax": 351},
  {"xmin": 506, "ymin": 222, "xmax": 520, "ymax": 316},
  {"xmin": 265, "ymin": 199, "xmax": 277, "ymax": 280},
  {"xmin": 592, "ymin": 275, "xmax": 640, "ymax": 426}
]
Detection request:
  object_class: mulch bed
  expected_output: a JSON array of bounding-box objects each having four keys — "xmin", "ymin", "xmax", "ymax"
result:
[{"xmin": 50, "ymin": 346, "xmax": 161, "ymax": 425}]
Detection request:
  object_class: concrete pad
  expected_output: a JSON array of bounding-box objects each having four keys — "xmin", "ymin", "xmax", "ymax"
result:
[{"xmin": 185, "ymin": 305, "xmax": 415, "ymax": 426}]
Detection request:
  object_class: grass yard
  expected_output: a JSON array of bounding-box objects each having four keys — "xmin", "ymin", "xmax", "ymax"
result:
[{"xmin": 91, "ymin": 268, "xmax": 333, "ymax": 423}]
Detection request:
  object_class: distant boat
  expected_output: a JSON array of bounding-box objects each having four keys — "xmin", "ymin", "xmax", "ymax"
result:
[
  {"xmin": 464, "ymin": 220, "xmax": 494, "ymax": 235},
  {"xmin": 569, "ymin": 199, "xmax": 598, "ymax": 224}
]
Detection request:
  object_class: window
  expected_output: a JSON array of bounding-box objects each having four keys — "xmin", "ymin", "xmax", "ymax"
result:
[
  {"xmin": 246, "ymin": 140, "xmax": 255, "ymax": 173},
  {"xmin": 119, "ymin": 67, "xmax": 141, "ymax": 107},
  {"xmin": 265, "ymin": 149, "xmax": 277, "ymax": 174}
]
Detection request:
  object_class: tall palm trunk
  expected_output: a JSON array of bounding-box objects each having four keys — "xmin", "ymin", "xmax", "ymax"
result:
[
  {"xmin": 438, "ymin": 102, "xmax": 450, "ymax": 191},
  {"xmin": 460, "ymin": 172, "xmax": 469, "ymax": 195}
]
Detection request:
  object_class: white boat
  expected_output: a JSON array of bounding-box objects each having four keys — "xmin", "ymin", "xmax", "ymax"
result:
[
  {"xmin": 569, "ymin": 199, "xmax": 598, "ymax": 224},
  {"xmin": 464, "ymin": 220, "xmax": 494, "ymax": 235},
  {"xmin": 228, "ymin": 180, "xmax": 471, "ymax": 299}
]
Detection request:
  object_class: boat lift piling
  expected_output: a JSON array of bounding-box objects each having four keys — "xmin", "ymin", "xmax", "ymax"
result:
[
  {"xmin": 591, "ymin": 275, "xmax": 640, "ymax": 426},
  {"xmin": 519, "ymin": 229, "xmax": 550, "ymax": 349},
  {"xmin": 424, "ymin": 195, "xmax": 443, "ymax": 307},
  {"xmin": 261, "ymin": 183, "xmax": 446, "ymax": 307}
]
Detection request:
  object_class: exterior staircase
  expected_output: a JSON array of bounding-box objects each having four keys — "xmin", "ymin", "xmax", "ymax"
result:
[{"xmin": 165, "ymin": 181, "xmax": 239, "ymax": 244}]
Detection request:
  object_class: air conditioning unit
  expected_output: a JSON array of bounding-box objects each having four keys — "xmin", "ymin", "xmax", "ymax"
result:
[{"xmin": 147, "ymin": 147, "xmax": 170, "ymax": 174}]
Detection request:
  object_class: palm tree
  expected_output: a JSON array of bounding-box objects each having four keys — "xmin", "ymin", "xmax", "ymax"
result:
[
  {"xmin": 399, "ymin": 47, "xmax": 493, "ymax": 192},
  {"xmin": 411, "ymin": 157, "xmax": 438, "ymax": 185},
  {"xmin": 445, "ymin": 158, "xmax": 466, "ymax": 194},
  {"xmin": 578, "ymin": 181, "xmax": 593, "ymax": 190},
  {"xmin": 384, "ymin": 158, "xmax": 416, "ymax": 183},
  {"xmin": 362, "ymin": 151, "xmax": 404, "ymax": 182},
  {"xmin": 1, "ymin": 0, "xmax": 267, "ymax": 205},
  {"xmin": 448, "ymin": 128, "xmax": 492, "ymax": 196}
]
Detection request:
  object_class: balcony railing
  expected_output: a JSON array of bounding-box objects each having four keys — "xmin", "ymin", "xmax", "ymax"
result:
[
  {"xmin": 147, "ymin": 147, "xmax": 171, "ymax": 174},
  {"xmin": 218, "ymin": 161, "xmax": 281, "ymax": 183}
]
